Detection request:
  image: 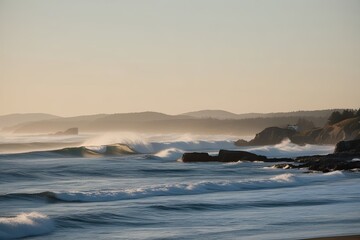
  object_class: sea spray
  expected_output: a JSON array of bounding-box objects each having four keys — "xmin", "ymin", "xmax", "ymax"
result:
[{"xmin": 243, "ymin": 139, "xmax": 334, "ymax": 158}]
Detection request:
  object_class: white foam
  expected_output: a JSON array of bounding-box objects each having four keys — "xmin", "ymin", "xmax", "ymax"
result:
[
  {"xmin": 81, "ymin": 132, "xmax": 239, "ymax": 156},
  {"xmin": 270, "ymin": 173, "xmax": 295, "ymax": 182},
  {"xmin": 85, "ymin": 145, "xmax": 107, "ymax": 153},
  {"xmin": 54, "ymin": 172, "xmax": 345, "ymax": 202},
  {"xmin": 153, "ymin": 148, "xmax": 184, "ymax": 160},
  {"xmin": 0, "ymin": 212, "xmax": 54, "ymax": 239},
  {"xmin": 129, "ymin": 140, "xmax": 236, "ymax": 154},
  {"xmin": 323, "ymin": 170, "xmax": 344, "ymax": 176},
  {"xmin": 223, "ymin": 160, "xmax": 244, "ymax": 165},
  {"xmin": 242, "ymin": 139, "xmax": 335, "ymax": 158}
]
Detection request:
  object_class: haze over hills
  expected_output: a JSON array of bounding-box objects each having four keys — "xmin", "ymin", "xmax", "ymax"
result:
[
  {"xmin": 101, "ymin": 112, "xmax": 193, "ymax": 122},
  {"xmin": 181, "ymin": 110, "xmax": 240, "ymax": 119},
  {"xmin": 0, "ymin": 109, "xmax": 344, "ymax": 136},
  {"xmin": 0, "ymin": 113, "xmax": 60, "ymax": 129},
  {"xmin": 182, "ymin": 109, "xmax": 342, "ymax": 120}
]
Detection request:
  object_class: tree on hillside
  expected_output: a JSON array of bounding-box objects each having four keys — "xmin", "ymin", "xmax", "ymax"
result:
[
  {"xmin": 328, "ymin": 109, "xmax": 357, "ymax": 125},
  {"xmin": 342, "ymin": 109, "xmax": 355, "ymax": 119},
  {"xmin": 328, "ymin": 111, "xmax": 342, "ymax": 125}
]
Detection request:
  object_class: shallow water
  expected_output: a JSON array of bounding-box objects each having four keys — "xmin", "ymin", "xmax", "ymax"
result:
[{"xmin": 1, "ymin": 135, "xmax": 359, "ymax": 239}]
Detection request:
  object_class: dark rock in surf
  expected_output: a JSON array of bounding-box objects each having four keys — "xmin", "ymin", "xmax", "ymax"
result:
[
  {"xmin": 181, "ymin": 152, "xmax": 219, "ymax": 162},
  {"xmin": 184, "ymin": 139, "xmax": 360, "ymax": 172},
  {"xmin": 218, "ymin": 149, "xmax": 267, "ymax": 162},
  {"xmin": 181, "ymin": 150, "xmax": 294, "ymax": 163},
  {"xmin": 271, "ymin": 163, "xmax": 297, "ymax": 169},
  {"xmin": 297, "ymin": 154, "xmax": 360, "ymax": 173},
  {"xmin": 334, "ymin": 139, "xmax": 360, "ymax": 154},
  {"xmin": 271, "ymin": 139, "xmax": 360, "ymax": 172}
]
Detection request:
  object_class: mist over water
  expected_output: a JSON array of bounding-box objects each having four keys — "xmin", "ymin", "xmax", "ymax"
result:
[{"xmin": 0, "ymin": 132, "xmax": 333, "ymax": 158}]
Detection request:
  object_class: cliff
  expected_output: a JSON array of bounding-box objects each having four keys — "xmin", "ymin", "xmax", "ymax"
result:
[{"xmin": 236, "ymin": 117, "xmax": 360, "ymax": 146}]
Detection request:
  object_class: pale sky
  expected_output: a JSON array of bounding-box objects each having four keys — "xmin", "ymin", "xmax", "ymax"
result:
[{"xmin": 1, "ymin": 0, "xmax": 359, "ymax": 116}]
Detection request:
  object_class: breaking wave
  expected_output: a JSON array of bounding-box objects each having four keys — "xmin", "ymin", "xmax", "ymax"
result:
[
  {"xmin": 152, "ymin": 148, "xmax": 184, "ymax": 160},
  {"xmin": 128, "ymin": 140, "xmax": 236, "ymax": 154},
  {"xmin": 0, "ymin": 212, "xmax": 54, "ymax": 239},
  {"xmin": 0, "ymin": 143, "xmax": 137, "ymax": 158},
  {"xmin": 242, "ymin": 139, "xmax": 334, "ymax": 158},
  {"xmin": 0, "ymin": 140, "xmax": 236, "ymax": 160},
  {"xmin": 2, "ymin": 171, "xmax": 344, "ymax": 203},
  {"xmin": 0, "ymin": 137, "xmax": 334, "ymax": 160}
]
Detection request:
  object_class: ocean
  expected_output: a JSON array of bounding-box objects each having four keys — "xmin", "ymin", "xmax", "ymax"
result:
[{"xmin": 1, "ymin": 133, "xmax": 359, "ymax": 239}]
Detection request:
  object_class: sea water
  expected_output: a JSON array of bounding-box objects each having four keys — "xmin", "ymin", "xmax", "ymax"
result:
[{"xmin": 0, "ymin": 134, "xmax": 359, "ymax": 239}]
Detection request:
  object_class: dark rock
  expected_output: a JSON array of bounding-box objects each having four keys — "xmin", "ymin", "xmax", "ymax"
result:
[
  {"xmin": 272, "ymin": 163, "xmax": 297, "ymax": 169},
  {"xmin": 218, "ymin": 149, "xmax": 267, "ymax": 162},
  {"xmin": 334, "ymin": 139, "xmax": 360, "ymax": 153},
  {"xmin": 297, "ymin": 158, "xmax": 360, "ymax": 173},
  {"xmin": 182, "ymin": 150, "xmax": 295, "ymax": 163},
  {"xmin": 181, "ymin": 152, "xmax": 218, "ymax": 162},
  {"xmin": 265, "ymin": 157, "xmax": 294, "ymax": 162},
  {"xmin": 184, "ymin": 139, "xmax": 360, "ymax": 172},
  {"xmin": 291, "ymin": 149, "xmax": 360, "ymax": 172},
  {"xmin": 271, "ymin": 154, "xmax": 360, "ymax": 172},
  {"xmin": 181, "ymin": 150, "xmax": 268, "ymax": 163}
]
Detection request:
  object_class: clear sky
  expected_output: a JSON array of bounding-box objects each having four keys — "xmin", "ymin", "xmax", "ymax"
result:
[{"xmin": 1, "ymin": 0, "xmax": 359, "ymax": 116}]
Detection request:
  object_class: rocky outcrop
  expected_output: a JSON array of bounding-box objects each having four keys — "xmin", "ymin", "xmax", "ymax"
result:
[
  {"xmin": 181, "ymin": 150, "xmax": 292, "ymax": 163},
  {"xmin": 271, "ymin": 139, "xmax": 360, "ymax": 172},
  {"xmin": 218, "ymin": 150, "xmax": 267, "ymax": 162},
  {"xmin": 182, "ymin": 139, "xmax": 360, "ymax": 172},
  {"xmin": 181, "ymin": 152, "xmax": 218, "ymax": 162},
  {"xmin": 334, "ymin": 139, "xmax": 360, "ymax": 153},
  {"xmin": 273, "ymin": 154, "xmax": 360, "ymax": 173},
  {"xmin": 183, "ymin": 139, "xmax": 360, "ymax": 172},
  {"xmin": 236, "ymin": 117, "xmax": 360, "ymax": 146},
  {"xmin": 236, "ymin": 127, "xmax": 296, "ymax": 146}
]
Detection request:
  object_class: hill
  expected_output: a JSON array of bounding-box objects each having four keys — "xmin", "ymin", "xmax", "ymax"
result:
[
  {"xmin": 9, "ymin": 115, "xmax": 328, "ymax": 136},
  {"xmin": 183, "ymin": 109, "xmax": 341, "ymax": 120},
  {"xmin": 0, "ymin": 113, "xmax": 60, "ymax": 129},
  {"xmin": 181, "ymin": 110, "xmax": 240, "ymax": 119}
]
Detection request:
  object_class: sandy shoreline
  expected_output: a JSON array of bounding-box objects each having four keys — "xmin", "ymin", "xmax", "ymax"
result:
[{"xmin": 304, "ymin": 235, "xmax": 360, "ymax": 240}]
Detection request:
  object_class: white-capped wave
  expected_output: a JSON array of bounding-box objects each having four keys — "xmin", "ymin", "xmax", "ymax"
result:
[
  {"xmin": 223, "ymin": 160, "xmax": 244, "ymax": 165},
  {"xmin": 85, "ymin": 145, "xmax": 107, "ymax": 153},
  {"xmin": 153, "ymin": 148, "xmax": 184, "ymax": 160},
  {"xmin": 0, "ymin": 212, "xmax": 54, "ymax": 239},
  {"xmin": 53, "ymin": 171, "xmax": 344, "ymax": 202},
  {"xmin": 129, "ymin": 140, "xmax": 237, "ymax": 154},
  {"xmin": 242, "ymin": 139, "xmax": 335, "ymax": 158},
  {"xmin": 270, "ymin": 173, "xmax": 295, "ymax": 182}
]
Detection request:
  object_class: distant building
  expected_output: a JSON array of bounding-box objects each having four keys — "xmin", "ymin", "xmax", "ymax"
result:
[{"xmin": 287, "ymin": 124, "xmax": 299, "ymax": 131}]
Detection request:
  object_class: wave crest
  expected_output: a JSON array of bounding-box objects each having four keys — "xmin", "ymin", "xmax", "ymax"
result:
[
  {"xmin": 2, "ymin": 172, "xmax": 345, "ymax": 203},
  {"xmin": 0, "ymin": 212, "xmax": 54, "ymax": 239}
]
